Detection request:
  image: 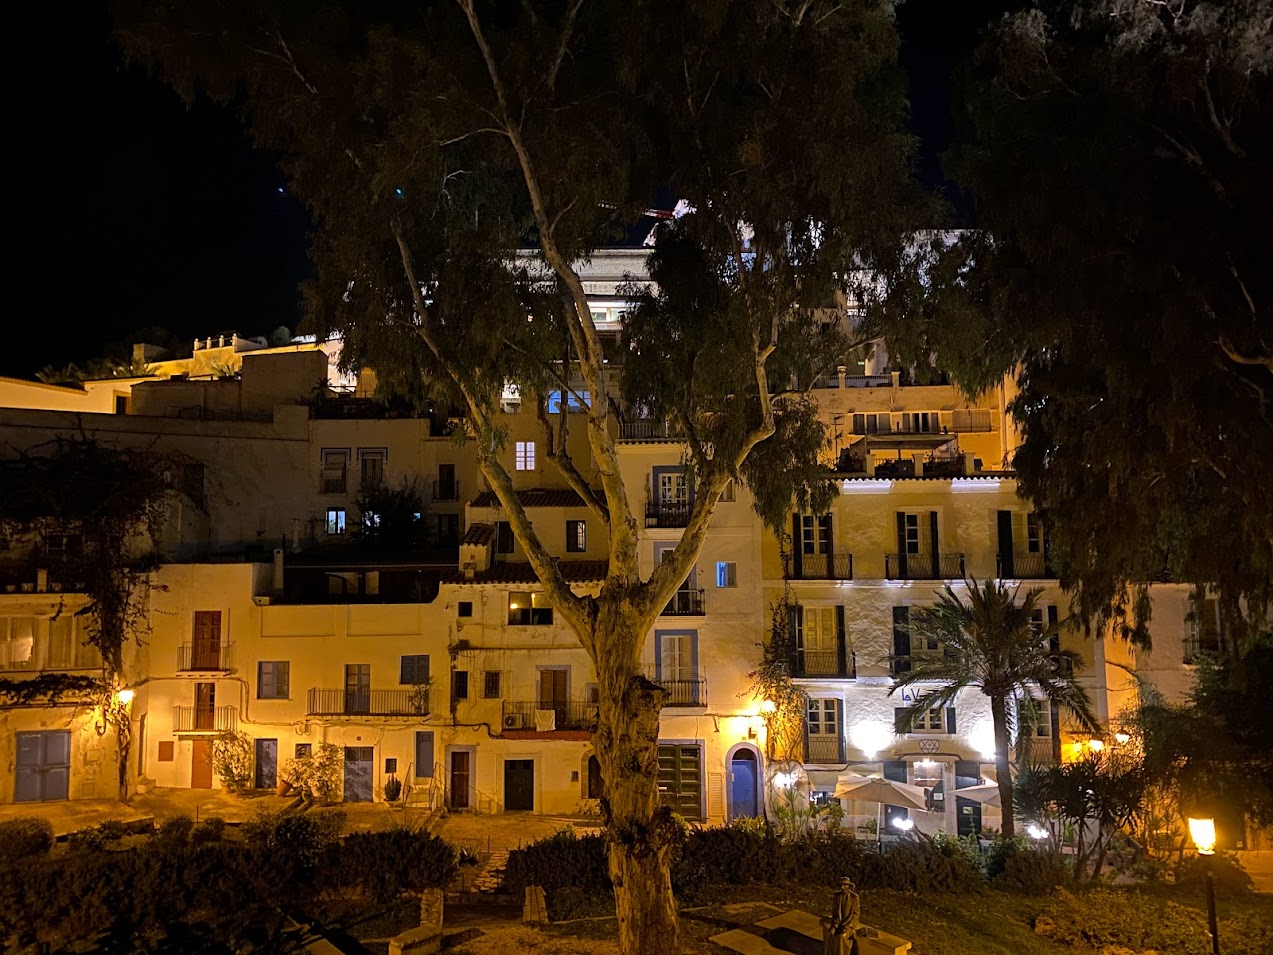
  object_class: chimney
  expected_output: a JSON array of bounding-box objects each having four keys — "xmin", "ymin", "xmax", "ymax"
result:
[{"xmin": 272, "ymin": 548, "xmax": 285, "ymax": 596}]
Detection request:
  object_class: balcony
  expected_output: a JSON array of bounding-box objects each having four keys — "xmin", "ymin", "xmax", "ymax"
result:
[
  {"xmin": 177, "ymin": 643, "xmax": 233, "ymax": 673},
  {"xmin": 501, "ymin": 700, "xmax": 596, "ymax": 732},
  {"xmin": 790, "ymin": 649, "xmax": 856, "ymax": 679},
  {"xmin": 662, "ymin": 588, "xmax": 705, "ymax": 616},
  {"xmin": 173, "ymin": 706, "xmax": 237, "ymax": 735},
  {"xmin": 619, "ymin": 420, "xmax": 672, "ymax": 441},
  {"xmin": 873, "ymin": 459, "xmax": 915, "ymax": 479},
  {"xmin": 1024, "ymin": 736, "xmax": 1059, "ymax": 765},
  {"xmin": 785, "ymin": 553, "xmax": 854, "ymax": 581},
  {"xmin": 432, "ymin": 479, "xmax": 460, "ymax": 503},
  {"xmin": 306, "ymin": 688, "xmax": 429, "ymax": 718},
  {"xmin": 647, "ymin": 669, "xmax": 707, "ymax": 707},
  {"xmin": 997, "ymin": 552, "xmax": 1054, "ymax": 579},
  {"xmin": 645, "ymin": 501, "xmax": 691, "ymax": 529},
  {"xmin": 805, "ymin": 735, "xmax": 846, "ymax": 763},
  {"xmin": 885, "ymin": 552, "xmax": 966, "ymax": 580},
  {"xmin": 321, "ymin": 476, "xmax": 348, "ymax": 495}
]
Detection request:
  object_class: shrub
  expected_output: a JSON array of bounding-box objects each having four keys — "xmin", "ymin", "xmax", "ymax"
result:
[
  {"xmin": 992, "ymin": 847, "xmax": 1070, "ymax": 894},
  {"xmin": 499, "ymin": 828, "xmax": 610, "ymax": 918},
  {"xmin": 157, "ymin": 814, "xmax": 195, "ymax": 844},
  {"xmin": 983, "ymin": 833, "xmax": 1027, "ymax": 880},
  {"xmin": 284, "ymin": 742, "xmax": 342, "ymax": 802},
  {"xmin": 384, "ymin": 775, "xmax": 403, "ymax": 802},
  {"xmin": 66, "ymin": 826, "xmax": 107, "ymax": 853},
  {"xmin": 331, "ymin": 826, "xmax": 457, "ymax": 901},
  {"xmin": 192, "ymin": 816, "xmax": 227, "ymax": 845},
  {"xmin": 211, "ymin": 732, "xmax": 255, "ymax": 791},
  {"xmin": 0, "ymin": 817, "xmax": 54, "ymax": 865},
  {"xmin": 243, "ymin": 809, "xmax": 345, "ymax": 887},
  {"xmin": 1174, "ymin": 853, "xmax": 1254, "ymax": 893}
]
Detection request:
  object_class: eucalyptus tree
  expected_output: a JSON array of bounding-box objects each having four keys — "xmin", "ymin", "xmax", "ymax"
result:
[
  {"xmin": 891, "ymin": 580, "xmax": 1098, "ymax": 838},
  {"xmin": 116, "ymin": 1, "xmax": 921, "ymax": 948},
  {"xmin": 869, "ymin": 0, "xmax": 1273, "ymax": 653}
]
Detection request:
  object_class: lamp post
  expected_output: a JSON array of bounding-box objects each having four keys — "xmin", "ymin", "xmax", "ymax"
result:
[{"xmin": 1188, "ymin": 817, "xmax": 1220, "ymax": 955}]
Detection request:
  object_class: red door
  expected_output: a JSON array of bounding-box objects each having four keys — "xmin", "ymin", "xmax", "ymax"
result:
[
  {"xmin": 191, "ymin": 740, "xmax": 213, "ymax": 788},
  {"xmin": 192, "ymin": 611, "xmax": 222, "ymax": 669}
]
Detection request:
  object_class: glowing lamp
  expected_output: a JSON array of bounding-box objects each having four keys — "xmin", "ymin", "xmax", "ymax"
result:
[
  {"xmin": 892, "ymin": 817, "xmax": 914, "ymax": 831},
  {"xmin": 116, "ymin": 688, "xmax": 135, "ymax": 706},
  {"xmin": 1188, "ymin": 817, "xmax": 1217, "ymax": 856},
  {"xmin": 772, "ymin": 771, "xmax": 797, "ymax": 791},
  {"xmin": 1088, "ymin": 738, "xmax": 1104, "ymax": 753},
  {"xmin": 1027, "ymin": 824, "xmax": 1048, "ymax": 840},
  {"xmin": 1114, "ymin": 732, "xmax": 1131, "ymax": 744},
  {"xmin": 759, "ymin": 699, "xmax": 777, "ymax": 715},
  {"xmin": 509, "ymin": 599, "xmax": 520, "ymax": 609}
]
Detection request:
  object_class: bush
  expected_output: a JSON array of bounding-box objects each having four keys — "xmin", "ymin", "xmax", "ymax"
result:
[
  {"xmin": 331, "ymin": 825, "xmax": 457, "ymax": 901},
  {"xmin": 983, "ymin": 833, "xmax": 1027, "ymax": 881},
  {"xmin": 157, "ymin": 814, "xmax": 195, "ymax": 844},
  {"xmin": 243, "ymin": 809, "xmax": 345, "ymax": 887},
  {"xmin": 211, "ymin": 732, "xmax": 255, "ymax": 791},
  {"xmin": 283, "ymin": 742, "xmax": 342, "ymax": 802},
  {"xmin": 192, "ymin": 816, "xmax": 227, "ymax": 845},
  {"xmin": 0, "ymin": 817, "xmax": 54, "ymax": 865},
  {"xmin": 500, "ymin": 828, "xmax": 610, "ymax": 918},
  {"xmin": 384, "ymin": 775, "xmax": 403, "ymax": 802},
  {"xmin": 1174, "ymin": 853, "xmax": 1254, "ymax": 893},
  {"xmin": 992, "ymin": 847, "xmax": 1070, "ymax": 894}
]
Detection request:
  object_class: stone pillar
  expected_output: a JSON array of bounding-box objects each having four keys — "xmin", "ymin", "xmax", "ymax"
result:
[{"xmin": 911, "ymin": 452, "xmax": 925, "ymax": 477}]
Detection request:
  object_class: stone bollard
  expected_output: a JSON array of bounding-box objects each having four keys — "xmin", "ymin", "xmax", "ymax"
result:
[
  {"xmin": 389, "ymin": 888, "xmax": 445, "ymax": 955},
  {"xmin": 523, "ymin": 885, "xmax": 548, "ymax": 925},
  {"xmin": 419, "ymin": 887, "xmax": 444, "ymax": 932}
]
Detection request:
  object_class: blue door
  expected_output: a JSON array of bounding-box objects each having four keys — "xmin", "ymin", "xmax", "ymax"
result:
[
  {"xmin": 729, "ymin": 750, "xmax": 759, "ymax": 820},
  {"xmin": 343, "ymin": 746, "xmax": 374, "ymax": 802},
  {"xmin": 15, "ymin": 731, "xmax": 70, "ymax": 802}
]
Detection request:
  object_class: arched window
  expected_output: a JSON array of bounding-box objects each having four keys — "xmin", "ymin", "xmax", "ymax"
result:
[{"xmin": 586, "ymin": 755, "xmax": 604, "ymax": 799}]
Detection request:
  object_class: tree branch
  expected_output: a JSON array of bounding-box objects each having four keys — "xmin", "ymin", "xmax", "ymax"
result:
[{"xmin": 534, "ymin": 396, "xmax": 611, "ymax": 525}]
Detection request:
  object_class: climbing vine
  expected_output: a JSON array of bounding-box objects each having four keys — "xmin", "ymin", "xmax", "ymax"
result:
[{"xmin": 749, "ymin": 577, "xmax": 808, "ymax": 763}]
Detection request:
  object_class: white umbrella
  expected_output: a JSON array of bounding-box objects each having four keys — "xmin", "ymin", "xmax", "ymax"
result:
[
  {"xmin": 833, "ymin": 774, "xmax": 930, "ymax": 811},
  {"xmin": 952, "ymin": 782, "xmax": 1002, "ymax": 808}
]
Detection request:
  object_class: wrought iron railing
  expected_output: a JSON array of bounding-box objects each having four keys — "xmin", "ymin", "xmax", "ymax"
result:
[
  {"xmin": 500, "ymin": 700, "xmax": 597, "ymax": 732},
  {"xmin": 432, "ymin": 479, "xmax": 460, "ymax": 503},
  {"xmin": 619, "ymin": 421, "xmax": 672, "ymax": 441},
  {"xmin": 306, "ymin": 688, "xmax": 428, "ymax": 717},
  {"xmin": 321, "ymin": 476, "xmax": 347, "ymax": 494},
  {"xmin": 661, "ymin": 588, "xmax": 705, "ymax": 616},
  {"xmin": 790, "ymin": 649, "xmax": 856, "ymax": 679},
  {"xmin": 785, "ymin": 553, "xmax": 854, "ymax": 580},
  {"xmin": 173, "ymin": 705, "xmax": 237, "ymax": 734},
  {"xmin": 805, "ymin": 735, "xmax": 846, "ymax": 762},
  {"xmin": 873, "ymin": 459, "xmax": 915, "ymax": 478},
  {"xmin": 885, "ymin": 552, "xmax": 965, "ymax": 580},
  {"xmin": 997, "ymin": 552, "xmax": 1053, "ymax": 579},
  {"xmin": 645, "ymin": 502, "xmax": 691, "ymax": 528},
  {"xmin": 646, "ymin": 669, "xmax": 707, "ymax": 706},
  {"xmin": 178, "ymin": 643, "xmax": 233, "ymax": 672}
]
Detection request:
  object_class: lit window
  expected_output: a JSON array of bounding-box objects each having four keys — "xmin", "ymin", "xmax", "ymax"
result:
[
  {"xmin": 508, "ymin": 592, "xmax": 553, "ymax": 626},
  {"xmin": 566, "ymin": 520, "xmax": 586, "ymax": 553},
  {"xmin": 716, "ymin": 562, "xmax": 737, "ymax": 588},
  {"xmin": 326, "ymin": 508, "xmax": 346, "ymax": 535},
  {"xmin": 515, "ymin": 441, "xmax": 536, "ymax": 470}
]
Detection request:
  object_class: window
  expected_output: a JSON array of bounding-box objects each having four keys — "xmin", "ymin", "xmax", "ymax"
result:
[
  {"xmin": 657, "ymin": 631, "xmax": 697, "ymax": 683},
  {"xmin": 1186, "ymin": 598, "xmax": 1224, "ymax": 663},
  {"xmin": 896, "ymin": 705, "xmax": 953, "ymax": 734},
  {"xmin": 548, "ymin": 389, "xmax": 591, "ymax": 413},
  {"xmin": 436, "ymin": 464, "xmax": 458, "ymax": 500},
  {"xmin": 158, "ymin": 741, "xmax": 175, "ymax": 762},
  {"xmin": 851, "ymin": 412, "xmax": 891, "ymax": 435},
  {"xmin": 566, "ymin": 520, "xmax": 587, "ymax": 553},
  {"xmin": 400, "ymin": 654, "xmax": 431, "ymax": 685},
  {"xmin": 321, "ymin": 449, "xmax": 349, "ymax": 494},
  {"xmin": 801, "ymin": 514, "xmax": 832, "ymax": 554},
  {"xmin": 385, "ymin": 757, "xmax": 398, "ymax": 774},
  {"xmin": 258, "ymin": 661, "xmax": 290, "ymax": 699},
  {"xmin": 720, "ymin": 480, "xmax": 736, "ymax": 503},
  {"xmin": 903, "ymin": 513, "xmax": 920, "ymax": 554},
  {"xmin": 48, "ymin": 615, "xmax": 99, "ymax": 670},
  {"xmin": 716, "ymin": 561, "xmax": 737, "ymax": 588},
  {"xmin": 1026, "ymin": 513, "xmax": 1043, "ymax": 554},
  {"xmin": 437, "ymin": 513, "xmax": 459, "ymax": 547},
  {"xmin": 656, "ymin": 469, "xmax": 689, "ymax": 505},
  {"xmin": 515, "ymin": 441, "xmax": 536, "ymax": 471},
  {"xmin": 496, "ymin": 521, "xmax": 514, "ymax": 554},
  {"xmin": 452, "ymin": 670, "xmax": 470, "ymax": 700},
  {"xmin": 359, "ymin": 450, "xmax": 386, "ymax": 488},
  {"xmin": 807, "ymin": 698, "xmax": 840, "ymax": 737},
  {"xmin": 0, "ymin": 617, "xmax": 36, "ymax": 670},
  {"xmin": 326, "ymin": 508, "xmax": 347, "ymax": 535},
  {"xmin": 415, "ymin": 731, "xmax": 435, "ymax": 777},
  {"xmin": 482, "ymin": 670, "xmax": 502, "ymax": 699},
  {"xmin": 508, "ymin": 592, "xmax": 553, "ymax": 626},
  {"xmin": 458, "ymin": 601, "xmax": 473, "ymax": 618},
  {"xmin": 114, "ymin": 394, "xmax": 128, "ymax": 414},
  {"xmin": 295, "ymin": 743, "xmax": 312, "ymax": 759}
]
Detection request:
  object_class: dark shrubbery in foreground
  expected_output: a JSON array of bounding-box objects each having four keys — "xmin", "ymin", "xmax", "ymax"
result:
[
  {"xmin": 0, "ymin": 812, "xmax": 456, "ymax": 953},
  {"xmin": 0, "ymin": 817, "xmax": 54, "ymax": 865},
  {"xmin": 500, "ymin": 824, "xmax": 989, "ymax": 919}
]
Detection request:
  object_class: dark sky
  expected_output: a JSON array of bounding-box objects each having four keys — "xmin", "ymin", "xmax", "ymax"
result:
[{"xmin": 6, "ymin": 0, "xmax": 1018, "ymax": 379}]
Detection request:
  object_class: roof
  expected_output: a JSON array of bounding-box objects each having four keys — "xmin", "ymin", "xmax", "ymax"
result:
[
  {"xmin": 471, "ymin": 488, "xmax": 588, "ymax": 509},
  {"xmin": 444, "ymin": 560, "xmax": 609, "ymax": 585},
  {"xmin": 461, "ymin": 523, "xmax": 496, "ymax": 546}
]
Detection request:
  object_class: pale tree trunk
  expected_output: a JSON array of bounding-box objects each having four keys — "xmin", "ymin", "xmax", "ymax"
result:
[
  {"xmin": 990, "ymin": 694, "xmax": 1016, "ymax": 839},
  {"xmin": 590, "ymin": 607, "xmax": 679, "ymax": 955}
]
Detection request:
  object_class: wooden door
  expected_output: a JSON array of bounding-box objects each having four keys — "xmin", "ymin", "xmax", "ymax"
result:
[
  {"xmin": 191, "ymin": 739, "xmax": 213, "ymax": 789},
  {"xmin": 450, "ymin": 751, "xmax": 470, "ymax": 809},
  {"xmin": 192, "ymin": 611, "xmax": 222, "ymax": 669},
  {"xmin": 504, "ymin": 759, "xmax": 534, "ymax": 811},
  {"xmin": 343, "ymin": 746, "xmax": 373, "ymax": 802},
  {"xmin": 345, "ymin": 664, "xmax": 371, "ymax": 715},
  {"xmin": 538, "ymin": 668, "xmax": 568, "ymax": 723},
  {"xmin": 194, "ymin": 683, "xmax": 215, "ymax": 730}
]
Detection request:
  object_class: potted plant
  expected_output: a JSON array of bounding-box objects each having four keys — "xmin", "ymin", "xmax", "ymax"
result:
[{"xmin": 384, "ymin": 774, "xmax": 403, "ymax": 803}]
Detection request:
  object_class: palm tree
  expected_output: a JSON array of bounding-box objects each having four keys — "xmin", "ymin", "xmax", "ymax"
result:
[{"xmin": 890, "ymin": 579, "xmax": 1099, "ymax": 838}]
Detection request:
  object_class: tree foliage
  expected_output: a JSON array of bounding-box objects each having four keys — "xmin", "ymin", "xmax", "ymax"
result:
[
  {"xmin": 891, "ymin": 580, "xmax": 1099, "ymax": 838},
  {"xmin": 871, "ymin": 0, "xmax": 1273, "ymax": 646}
]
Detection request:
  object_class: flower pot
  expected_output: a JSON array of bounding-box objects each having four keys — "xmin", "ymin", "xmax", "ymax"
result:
[{"xmin": 276, "ymin": 779, "xmax": 294, "ymax": 797}]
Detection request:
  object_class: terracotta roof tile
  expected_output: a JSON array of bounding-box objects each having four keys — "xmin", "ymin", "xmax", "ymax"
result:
[
  {"xmin": 460, "ymin": 522, "xmax": 495, "ymax": 546},
  {"xmin": 470, "ymin": 488, "xmax": 588, "ymax": 509}
]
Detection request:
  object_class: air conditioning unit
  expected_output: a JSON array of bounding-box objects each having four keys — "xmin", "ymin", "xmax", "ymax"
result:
[{"xmin": 503, "ymin": 713, "xmax": 524, "ymax": 730}]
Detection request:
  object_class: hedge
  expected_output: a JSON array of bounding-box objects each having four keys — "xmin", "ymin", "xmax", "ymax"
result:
[{"xmin": 0, "ymin": 817, "xmax": 54, "ymax": 865}]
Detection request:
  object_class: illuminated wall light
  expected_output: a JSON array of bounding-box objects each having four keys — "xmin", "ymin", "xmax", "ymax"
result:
[
  {"xmin": 850, "ymin": 722, "xmax": 892, "ymax": 759},
  {"xmin": 116, "ymin": 688, "xmax": 135, "ymax": 706},
  {"xmin": 892, "ymin": 817, "xmax": 914, "ymax": 831},
  {"xmin": 1188, "ymin": 817, "xmax": 1216, "ymax": 855},
  {"xmin": 1114, "ymin": 732, "xmax": 1131, "ymax": 744},
  {"xmin": 1027, "ymin": 824, "xmax": 1048, "ymax": 840},
  {"xmin": 772, "ymin": 771, "xmax": 798, "ymax": 791},
  {"xmin": 759, "ymin": 699, "xmax": 777, "ymax": 715},
  {"xmin": 1088, "ymin": 738, "xmax": 1104, "ymax": 753}
]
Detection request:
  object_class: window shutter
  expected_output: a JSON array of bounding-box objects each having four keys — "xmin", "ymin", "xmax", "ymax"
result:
[
  {"xmin": 819, "ymin": 514, "xmax": 833, "ymax": 555},
  {"xmin": 893, "ymin": 707, "xmax": 910, "ymax": 734},
  {"xmin": 1046, "ymin": 605, "xmax": 1060, "ymax": 655},
  {"xmin": 892, "ymin": 606, "xmax": 911, "ymax": 673},
  {"xmin": 415, "ymin": 732, "xmax": 435, "ymax": 777},
  {"xmin": 791, "ymin": 513, "xmax": 803, "ymax": 577},
  {"xmin": 835, "ymin": 605, "xmax": 847, "ymax": 676},
  {"xmin": 945, "ymin": 707, "xmax": 957, "ymax": 734},
  {"xmin": 789, "ymin": 606, "xmax": 804, "ymax": 651},
  {"xmin": 929, "ymin": 511, "xmax": 940, "ymax": 578},
  {"xmin": 894, "ymin": 512, "xmax": 907, "ymax": 576},
  {"xmin": 997, "ymin": 511, "xmax": 1014, "ymax": 577},
  {"xmin": 278, "ymin": 662, "xmax": 290, "ymax": 699}
]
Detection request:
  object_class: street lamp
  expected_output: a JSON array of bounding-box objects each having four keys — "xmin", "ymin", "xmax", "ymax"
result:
[{"xmin": 1188, "ymin": 817, "xmax": 1220, "ymax": 955}]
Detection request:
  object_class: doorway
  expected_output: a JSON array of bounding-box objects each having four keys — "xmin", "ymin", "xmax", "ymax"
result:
[
  {"xmin": 450, "ymin": 751, "xmax": 471, "ymax": 810},
  {"xmin": 14, "ymin": 731, "xmax": 70, "ymax": 802},
  {"xmin": 727, "ymin": 747, "xmax": 760, "ymax": 820},
  {"xmin": 191, "ymin": 611, "xmax": 222, "ymax": 669},
  {"xmin": 504, "ymin": 759, "xmax": 535, "ymax": 811},
  {"xmin": 955, "ymin": 759, "xmax": 983, "ymax": 838},
  {"xmin": 343, "ymin": 746, "xmax": 374, "ymax": 802},
  {"xmin": 254, "ymin": 739, "xmax": 278, "ymax": 790},
  {"xmin": 191, "ymin": 739, "xmax": 213, "ymax": 789}
]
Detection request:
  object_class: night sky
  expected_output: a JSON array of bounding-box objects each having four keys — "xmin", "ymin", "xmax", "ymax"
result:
[{"xmin": 7, "ymin": 0, "xmax": 1018, "ymax": 379}]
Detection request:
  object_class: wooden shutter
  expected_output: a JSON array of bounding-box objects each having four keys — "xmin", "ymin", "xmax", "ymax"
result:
[
  {"xmin": 929, "ymin": 512, "xmax": 941, "ymax": 578},
  {"xmin": 790, "ymin": 605, "xmax": 804, "ymax": 651},
  {"xmin": 894, "ymin": 512, "xmax": 907, "ymax": 576},
  {"xmin": 892, "ymin": 606, "xmax": 911, "ymax": 673},
  {"xmin": 791, "ymin": 514, "xmax": 803, "ymax": 577},
  {"xmin": 997, "ymin": 511, "xmax": 1014, "ymax": 577},
  {"xmin": 835, "ymin": 605, "xmax": 847, "ymax": 676},
  {"xmin": 945, "ymin": 707, "xmax": 957, "ymax": 734},
  {"xmin": 819, "ymin": 514, "xmax": 833, "ymax": 555},
  {"xmin": 893, "ymin": 707, "xmax": 910, "ymax": 734}
]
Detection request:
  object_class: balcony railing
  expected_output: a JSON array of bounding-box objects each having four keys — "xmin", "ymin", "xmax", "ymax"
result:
[
  {"xmin": 885, "ymin": 552, "xmax": 966, "ymax": 580},
  {"xmin": 432, "ymin": 479, "xmax": 460, "ymax": 503},
  {"xmin": 173, "ymin": 705, "xmax": 237, "ymax": 734},
  {"xmin": 662, "ymin": 588, "xmax": 705, "ymax": 616},
  {"xmin": 790, "ymin": 649, "xmax": 857, "ymax": 679},
  {"xmin": 805, "ymin": 735, "xmax": 846, "ymax": 762},
  {"xmin": 785, "ymin": 553, "xmax": 854, "ymax": 581},
  {"xmin": 306, "ymin": 688, "xmax": 429, "ymax": 717},
  {"xmin": 997, "ymin": 552, "xmax": 1054, "ymax": 579},
  {"xmin": 619, "ymin": 420, "xmax": 672, "ymax": 441},
  {"xmin": 873, "ymin": 459, "xmax": 915, "ymax": 479},
  {"xmin": 501, "ymin": 700, "xmax": 597, "ymax": 732},
  {"xmin": 178, "ymin": 643, "xmax": 233, "ymax": 672},
  {"xmin": 645, "ymin": 501, "xmax": 691, "ymax": 528},
  {"xmin": 321, "ymin": 476, "xmax": 347, "ymax": 494},
  {"xmin": 1024, "ymin": 736, "xmax": 1059, "ymax": 766},
  {"xmin": 647, "ymin": 670, "xmax": 707, "ymax": 707}
]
